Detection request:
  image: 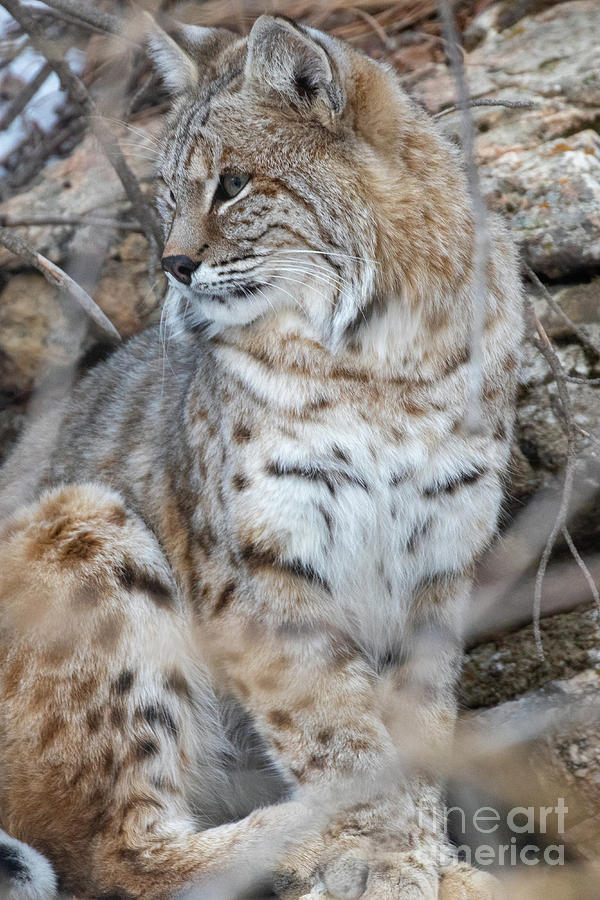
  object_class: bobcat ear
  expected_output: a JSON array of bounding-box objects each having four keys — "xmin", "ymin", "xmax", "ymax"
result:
[
  {"xmin": 144, "ymin": 13, "xmax": 199, "ymax": 94},
  {"xmin": 244, "ymin": 16, "xmax": 345, "ymax": 120},
  {"xmin": 144, "ymin": 14, "xmax": 234, "ymax": 96}
]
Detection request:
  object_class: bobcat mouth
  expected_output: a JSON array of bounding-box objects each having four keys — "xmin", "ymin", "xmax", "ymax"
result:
[{"xmin": 199, "ymin": 281, "xmax": 264, "ymax": 303}]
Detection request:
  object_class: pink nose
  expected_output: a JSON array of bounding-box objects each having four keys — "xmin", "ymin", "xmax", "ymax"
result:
[{"xmin": 161, "ymin": 255, "xmax": 200, "ymax": 286}]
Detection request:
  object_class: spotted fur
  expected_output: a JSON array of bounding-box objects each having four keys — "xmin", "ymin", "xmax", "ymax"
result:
[{"xmin": 0, "ymin": 14, "xmax": 520, "ymax": 899}]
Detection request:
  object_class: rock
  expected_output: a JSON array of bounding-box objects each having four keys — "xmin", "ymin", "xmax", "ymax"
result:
[
  {"xmin": 448, "ymin": 665, "xmax": 600, "ymax": 896},
  {"xmin": 0, "ymin": 106, "xmax": 164, "ymax": 423},
  {"xmin": 92, "ymin": 233, "xmax": 161, "ymax": 337},
  {"xmin": 0, "ymin": 273, "xmax": 70, "ymax": 403},
  {"xmin": 461, "ymin": 587, "xmax": 600, "ymax": 868},
  {"xmin": 535, "ymin": 279, "xmax": 600, "ymax": 341},
  {"xmin": 480, "ymin": 130, "xmax": 600, "ymax": 279},
  {"xmin": 0, "ymin": 114, "xmax": 162, "ymax": 270},
  {"xmin": 0, "ymin": 238, "xmax": 160, "ymax": 404},
  {"xmin": 465, "ymin": 667, "xmax": 600, "ymax": 838},
  {"xmin": 461, "ymin": 605, "xmax": 600, "ymax": 710},
  {"xmin": 403, "ymin": 0, "xmax": 600, "ymax": 279}
]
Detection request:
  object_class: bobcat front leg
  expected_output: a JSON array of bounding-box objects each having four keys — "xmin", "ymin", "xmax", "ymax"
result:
[{"xmin": 204, "ymin": 588, "xmax": 471, "ymax": 900}]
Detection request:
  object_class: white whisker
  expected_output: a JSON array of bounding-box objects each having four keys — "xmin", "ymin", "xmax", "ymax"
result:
[
  {"xmin": 283, "ymin": 248, "xmax": 379, "ymax": 266},
  {"xmin": 272, "ymin": 252, "xmax": 348, "ymax": 280},
  {"xmin": 158, "ymin": 292, "xmax": 178, "ymax": 397},
  {"xmin": 119, "ymin": 144, "xmax": 159, "ymax": 158},
  {"xmin": 270, "ymin": 264, "xmax": 347, "ymax": 292},
  {"xmin": 269, "ymin": 274, "xmax": 336, "ymax": 309},
  {"xmin": 273, "ymin": 286, "xmax": 309, "ymax": 319},
  {"xmin": 100, "ymin": 117, "xmax": 162, "ymax": 148},
  {"xmin": 253, "ymin": 285, "xmax": 279, "ymax": 316}
]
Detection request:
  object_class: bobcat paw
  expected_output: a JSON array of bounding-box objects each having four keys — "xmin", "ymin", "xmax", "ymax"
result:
[
  {"xmin": 297, "ymin": 888, "xmax": 328, "ymax": 900},
  {"xmin": 279, "ymin": 850, "xmax": 437, "ymax": 900},
  {"xmin": 440, "ymin": 862, "xmax": 503, "ymax": 899},
  {"xmin": 322, "ymin": 854, "xmax": 369, "ymax": 899},
  {"xmin": 278, "ymin": 852, "xmax": 370, "ymax": 899}
]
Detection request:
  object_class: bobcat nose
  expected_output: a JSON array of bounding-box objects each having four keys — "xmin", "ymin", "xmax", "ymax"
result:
[{"xmin": 161, "ymin": 255, "xmax": 200, "ymax": 286}]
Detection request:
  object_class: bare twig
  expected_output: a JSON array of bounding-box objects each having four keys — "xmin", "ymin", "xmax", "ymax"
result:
[
  {"xmin": 433, "ymin": 98, "xmax": 538, "ymax": 120},
  {"xmin": 437, "ymin": 1, "xmax": 489, "ymax": 434},
  {"xmin": 35, "ymin": 0, "xmax": 122, "ymax": 36},
  {"xmin": 0, "ymin": 227, "xmax": 120, "ymax": 341},
  {"xmin": 562, "ymin": 527, "xmax": 600, "ymax": 610},
  {"xmin": 0, "ymin": 34, "xmax": 28, "ymax": 70},
  {"xmin": 0, "ymin": 61, "xmax": 52, "ymax": 132},
  {"xmin": 23, "ymin": 2, "xmax": 110, "ymax": 36},
  {"xmin": 5, "ymin": 119, "xmax": 84, "ymax": 189},
  {"xmin": 0, "ymin": 121, "xmax": 41, "ymax": 170},
  {"xmin": 0, "ymin": 215, "xmax": 142, "ymax": 231},
  {"xmin": 524, "ymin": 297, "xmax": 579, "ymax": 658},
  {"xmin": 433, "ymin": 16, "xmax": 598, "ymax": 657},
  {"xmin": 350, "ymin": 7, "xmax": 396, "ymax": 50},
  {"xmin": 564, "ymin": 375, "xmax": 600, "ymax": 385},
  {"xmin": 524, "ymin": 263, "xmax": 600, "ymax": 358},
  {"xmin": 0, "ymin": 0, "xmax": 162, "ymax": 251}
]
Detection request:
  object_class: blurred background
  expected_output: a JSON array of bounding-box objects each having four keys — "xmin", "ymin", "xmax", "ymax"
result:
[{"xmin": 1, "ymin": 0, "xmax": 599, "ymax": 896}]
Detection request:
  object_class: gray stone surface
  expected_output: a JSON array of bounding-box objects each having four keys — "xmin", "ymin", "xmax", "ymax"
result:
[
  {"xmin": 462, "ymin": 606, "xmax": 600, "ymax": 710},
  {"xmin": 480, "ymin": 130, "xmax": 600, "ymax": 279},
  {"xmin": 403, "ymin": 0, "xmax": 600, "ymax": 279}
]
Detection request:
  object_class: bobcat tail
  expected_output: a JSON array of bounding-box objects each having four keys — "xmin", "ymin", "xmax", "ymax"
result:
[{"xmin": 0, "ymin": 830, "xmax": 57, "ymax": 899}]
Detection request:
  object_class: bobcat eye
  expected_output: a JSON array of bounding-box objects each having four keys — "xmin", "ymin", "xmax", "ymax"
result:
[
  {"xmin": 217, "ymin": 173, "xmax": 250, "ymax": 200},
  {"xmin": 159, "ymin": 176, "xmax": 176, "ymax": 209},
  {"xmin": 164, "ymin": 186, "xmax": 176, "ymax": 208}
]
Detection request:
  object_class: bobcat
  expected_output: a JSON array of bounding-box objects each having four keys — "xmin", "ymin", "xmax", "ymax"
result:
[{"xmin": 0, "ymin": 13, "xmax": 522, "ymax": 900}]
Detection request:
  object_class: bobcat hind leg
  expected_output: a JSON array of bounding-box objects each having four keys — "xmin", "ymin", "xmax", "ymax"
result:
[{"xmin": 0, "ymin": 484, "xmax": 305, "ymax": 899}]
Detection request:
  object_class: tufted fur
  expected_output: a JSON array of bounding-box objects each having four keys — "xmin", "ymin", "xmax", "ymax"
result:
[{"xmin": 0, "ymin": 14, "xmax": 522, "ymax": 899}]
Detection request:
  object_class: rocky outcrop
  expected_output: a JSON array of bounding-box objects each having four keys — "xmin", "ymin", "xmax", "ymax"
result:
[
  {"xmin": 0, "ymin": 117, "xmax": 162, "ymax": 406},
  {"xmin": 404, "ymin": 0, "xmax": 600, "ymax": 279}
]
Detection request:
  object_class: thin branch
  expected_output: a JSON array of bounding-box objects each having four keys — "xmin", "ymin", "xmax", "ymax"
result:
[
  {"xmin": 437, "ymin": 0, "xmax": 489, "ymax": 434},
  {"xmin": 562, "ymin": 527, "xmax": 600, "ymax": 610},
  {"xmin": 574, "ymin": 422, "xmax": 600, "ymax": 450},
  {"xmin": 564, "ymin": 374, "xmax": 600, "ymax": 385},
  {"xmin": 350, "ymin": 7, "xmax": 396, "ymax": 50},
  {"xmin": 0, "ymin": 60, "xmax": 52, "ymax": 131},
  {"xmin": 26, "ymin": 4, "xmax": 118, "ymax": 39},
  {"xmin": 5, "ymin": 119, "xmax": 84, "ymax": 189},
  {"xmin": 92, "ymin": 122, "xmax": 163, "ymax": 248},
  {"xmin": 0, "ymin": 0, "xmax": 162, "ymax": 250},
  {"xmin": 0, "ymin": 34, "xmax": 28, "ymax": 70},
  {"xmin": 0, "ymin": 227, "xmax": 120, "ymax": 342},
  {"xmin": 436, "ymin": 9, "xmax": 597, "ymax": 655},
  {"xmin": 433, "ymin": 98, "xmax": 538, "ymax": 120},
  {"xmin": 524, "ymin": 263, "xmax": 600, "ymax": 358},
  {"xmin": 524, "ymin": 297, "xmax": 578, "ymax": 658},
  {"xmin": 0, "ymin": 215, "xmax": 142, "ymax": 231},
  {"xmin": 36, "ymin": 0, "xmax": 122, "ymax": 36}
]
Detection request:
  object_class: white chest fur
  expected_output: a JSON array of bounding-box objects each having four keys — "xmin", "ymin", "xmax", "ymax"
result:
[{"xmin": 226, "ymin": 403, "xmax": 504, "ymax": 651}]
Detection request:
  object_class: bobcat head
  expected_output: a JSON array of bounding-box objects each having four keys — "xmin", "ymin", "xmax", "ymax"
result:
[{"xmin": 148, "ymin": 15, "xmax": 473, "ymax": 350}]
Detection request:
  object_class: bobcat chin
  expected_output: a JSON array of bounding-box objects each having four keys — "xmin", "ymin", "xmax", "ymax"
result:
[{"xmin": 0, "ymin": 12, "xmax": 520, "ymax": 900}]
